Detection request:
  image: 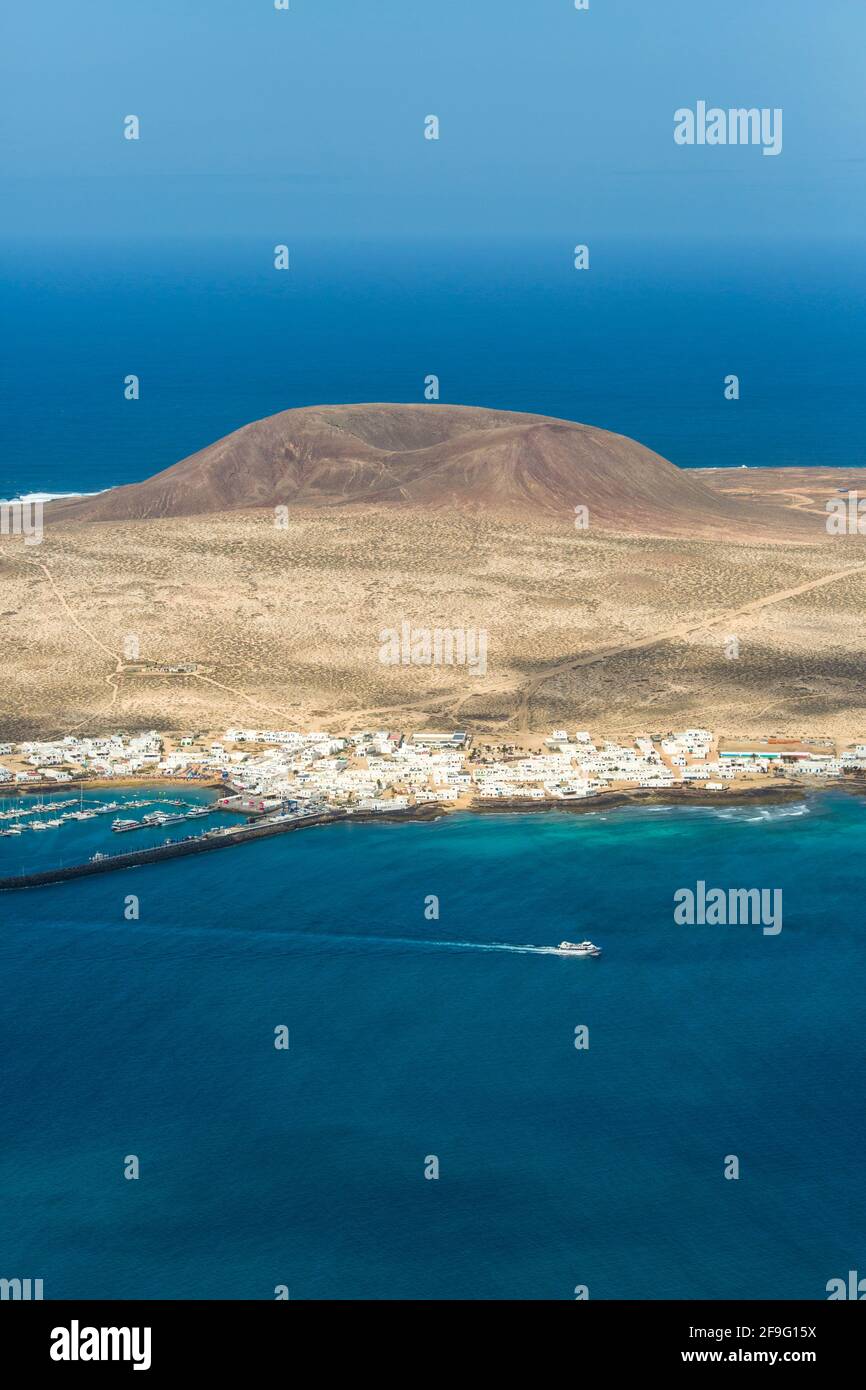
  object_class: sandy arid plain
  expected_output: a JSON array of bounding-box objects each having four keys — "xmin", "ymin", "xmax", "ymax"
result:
[{"xmin": 1, "ymin": 405, "xmax": 865, "ymax": 744}]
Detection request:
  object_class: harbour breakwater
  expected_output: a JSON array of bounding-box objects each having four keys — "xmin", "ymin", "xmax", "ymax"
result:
[
  {"xmin": 0, "ymin": 802, "xmax": 446, "ymax": 891},
  {"xmin": 0, "ymin": 812, "xmax": 340, "ymax": 890}
]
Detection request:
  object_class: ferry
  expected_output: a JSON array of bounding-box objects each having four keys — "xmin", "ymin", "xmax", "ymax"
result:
[
  {"xmin": 112, "ymin": 818, "xmax": 139, "ymax": 833},
  {"xmin": 185, "ymin": 806, "xmax": 209, "ymax": 818},
  {"xmin": 143, "ymin": 810, "xmax": 188, "ymax": 827},
  {"xmin": 555, "ymin": 940, "xmax": 602, "ymax": 957}
]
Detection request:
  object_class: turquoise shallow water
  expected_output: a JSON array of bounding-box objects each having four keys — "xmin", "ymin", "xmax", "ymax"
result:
[{"xmin": 0, "ymin": 790, "xmax": 863, "ymax": 1299}]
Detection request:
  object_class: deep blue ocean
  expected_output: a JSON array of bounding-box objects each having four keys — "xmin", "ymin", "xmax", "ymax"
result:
[
  {"xmin": 2, "ymin": 236, "xmax": 866, "ymax": 500},
  {"xmin": 1, "ymin": 790, "xmax": 864, "ymax": 1300}
]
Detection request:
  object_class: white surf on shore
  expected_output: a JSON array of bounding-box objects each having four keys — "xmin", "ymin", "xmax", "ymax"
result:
[{"xmin": 0, "ymin": 490, "xmax": 107, "ymax": 505}]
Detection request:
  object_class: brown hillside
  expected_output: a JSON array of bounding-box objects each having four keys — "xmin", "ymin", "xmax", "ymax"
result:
[{"xmin": 48, "ymin": 403, "xmax": 825, "ymax": 539}]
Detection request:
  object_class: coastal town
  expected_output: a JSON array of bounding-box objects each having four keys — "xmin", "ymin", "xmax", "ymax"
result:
[{"xmin": 2, "ymin": 727, "xmax": 866, "ymax": 820}]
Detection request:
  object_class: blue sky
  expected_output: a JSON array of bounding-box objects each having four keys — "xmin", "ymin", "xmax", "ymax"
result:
[{"xmin": 3, "ymin": 0, "xmax": 864, "ymax": 240}]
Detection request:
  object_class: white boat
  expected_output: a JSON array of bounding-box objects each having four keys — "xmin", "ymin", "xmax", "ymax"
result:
[
  {"xmin": 555, "ymin": 940, "xmax": 602, "ymax": 957},
  {"xmin": 112, "ymin": 818, "xmax": 139, "ymax": 833},
  {"xmin": 30, "ymin": 820, "xmax": 49, "ymax": 831}
]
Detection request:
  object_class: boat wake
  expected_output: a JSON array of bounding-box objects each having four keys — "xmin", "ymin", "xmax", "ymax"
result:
[
  {"xmin": 297, "ymin": 930, "xmax": 564, "ymax": 956},
  {"xmin": 125, "ymin": 918, "xmax": 580, "ymax": 958}
]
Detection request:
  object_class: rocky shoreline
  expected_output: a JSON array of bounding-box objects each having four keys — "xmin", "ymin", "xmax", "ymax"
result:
[{"xmin": 465, "ymin": 782, "xmax": 821, "ymax": 815}]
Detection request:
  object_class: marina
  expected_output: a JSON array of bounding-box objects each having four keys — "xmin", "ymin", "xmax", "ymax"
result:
[
  {"xmin": 0, "ymin": 786, "xmax": 254, "ymax": 885},
  {"xmin": 0, "ymin": 806, "xmax": 342, "ymax": 890},
  {"xmin": 0, "ymin": 794, "xmax": 206, "ymax": 837},
  {"xmin": 0, "ymin": 785, "xmax": 446, "ymax": 890}
]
